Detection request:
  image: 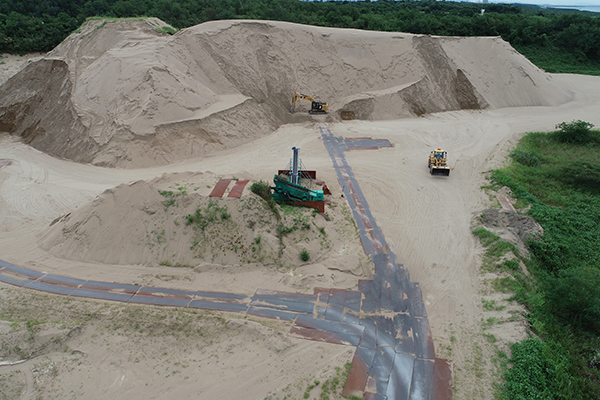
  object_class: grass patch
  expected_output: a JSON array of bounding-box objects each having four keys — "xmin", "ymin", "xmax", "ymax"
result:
[{"xmin": 488, "ymin": 125, "xmax": 600, "ymax": 398}]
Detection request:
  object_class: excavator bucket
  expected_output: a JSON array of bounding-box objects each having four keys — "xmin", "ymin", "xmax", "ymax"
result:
[{"xmin": 430, "ymin": 166, "xmax": 450, "ymax": 176}]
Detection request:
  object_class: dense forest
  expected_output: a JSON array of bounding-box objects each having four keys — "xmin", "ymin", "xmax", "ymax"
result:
[{"xmin": 1, "ymin": 0, "xmax": 600, "ymax": 74}]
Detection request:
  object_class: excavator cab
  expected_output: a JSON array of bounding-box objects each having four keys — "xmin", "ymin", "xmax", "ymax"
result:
[{"xmin": 309, "ymin": 101, "xmax": 328, "ymax": 114}]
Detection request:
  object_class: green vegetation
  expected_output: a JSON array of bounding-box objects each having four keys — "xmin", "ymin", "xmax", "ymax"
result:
[
  {"xmin": 299, "ymin": 249, "xmax": 310, "ymax": 262},
  {"xmin": 484, "ymin": 122, "xmax": 600, "ymax": 399},
  {"xmin": 185, "ymin": 200, "xmax": 230, "ymax": 230},
  {"xmin": 251, "ymin": 180, "xmax": 280, "ymax": 219},
  {"xmin": 2, "ymin": 1, "xmax": 600, "ymax": 75}
]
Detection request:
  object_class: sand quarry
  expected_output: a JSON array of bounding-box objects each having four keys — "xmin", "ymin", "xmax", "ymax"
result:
[{"xmin": 1, "ymin": 18, "xmax": 600, "ymax": 399}]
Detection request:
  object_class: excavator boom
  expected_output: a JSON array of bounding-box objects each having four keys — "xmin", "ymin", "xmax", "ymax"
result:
[{"xmin": 290, "ymin": 92, "xmax": 328, "ymax": 114}]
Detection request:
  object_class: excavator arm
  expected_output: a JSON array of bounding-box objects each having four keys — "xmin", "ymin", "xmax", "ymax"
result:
[{"xmin": 290, "ymin": 92, "xmax": 315, "ymax": 113}]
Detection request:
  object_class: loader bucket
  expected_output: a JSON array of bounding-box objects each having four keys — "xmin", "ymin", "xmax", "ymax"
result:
[{"xmin": 430, "ymin": 166, "xmax": 450, "ymax": 176}]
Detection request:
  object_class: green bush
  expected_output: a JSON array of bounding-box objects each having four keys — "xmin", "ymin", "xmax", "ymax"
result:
[
  {"xmin": 544, "ymin": 267, "xmax": 600, "ymax": 332},
  {"xmin": 250, "ymin": 181, "xmax": 271, "ymax": 200},
  {"xmin": 555, "ymin": 120, "xmax": 595, "ymax": 144},
  {"xmin": 510, "ymin": 148, "xmax": 541, "ymax": 167},
  {"xmin": 300, "ymin": 249, "xmax": 310, "ymax": 262},
  {"xmin": 250, "ymin": 180, "xmax": 280, "ymax": 219}
]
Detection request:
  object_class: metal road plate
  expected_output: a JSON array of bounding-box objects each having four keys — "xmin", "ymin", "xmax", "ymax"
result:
[
  {"xmin": 407, "ymin": 282, "xmax": 428, "ymax": 318},
  {"xmin": 369, "ymin": 346, "xmax": 396, "ymax": 385},
  {"xmin": 324, "ymin": 303, "xmax": 344, "ymax": 322},
  {"xmin": 137, "ymin": 287, "xmax": 195, "ymax": 298},
  {"xmin": 433, "ymin": 358, "xmax": 453, "ymax": 400},
  {"xmin": 129, "ymin": 296, "xmax": 191, "ymax": 307},
  {"xmin": 227, "ymin": 179, "xmax": 249, "ymax": 198},
  {"xmin": 290, "ymin": 325, "xmax": 361, "ymax": 346},
  {"xmin": 253, "ymin": 289, "xmax": 318, "ymax": 302},
  {"xmin": 342, "ymin": 311, "xmax": 360, "ymax": 326},
  {"xmin": 0, "ymin": 261, "xmax": 44, "ymax": 279},
  {"xmin": 24, "ymin": 281, "xmax": 77, "ymax": 296},
  {"xmin": 246, "ymin": 306, "xmax": 301, "ymax": 321},
  {"xmin": 386, "ymin": 352, "xmax": 415, "ymax": 400},
  {"xmin": 195, "ymin": 290, "xmax": 248, "ymax": 301},
  {"xmin": 373, "ymin": 316, "xmax": 396, "ymax": 348},
  {"xmin": 358, "ymin": 280, "xmax": 380, "ymax": 314},
  {"xmin": 208, "ymin": 178, "xmax": 231, "ymax": 197},
  {"xmin": 249, "ymin": 296, "xmax": 315, "ymax": 314},
  {"xmin": 71, "ymin": 288, "xmax": 134, "ymax": 302},
  {"xmin": 359, "ymin": 317, "xmax": 378, "ymax": 350},
  {"xmin": 413, "ymin": 317, "xmax": 436, "ymax": 360},
  {"xmin": 295, "ymin": 315, "xmax": 365, "ymax": 336},
  {"xmin": 39, "ymin": 274, "xmax": 86, "ymax": 288},
  {"xmin": 0, "ymin": 270, "xmax": 31, "ymax": 287},
  {"xmin": 188, "ymin": 300, "xmax": 248, "ymax": 313},
  {"xmin": 344, "ymin": 290, "xmax": 362, "ymax": 313},
  {"xmin": 363, "ymin": 393, "xmax": 387, "ymax": 400},
  {"xmin": 80, "ymin": 280, "xmax": 140, "ymax": 294},
  {"xmin": 394, "ymin": 314, "xmax": 416, "ymax": 355},
  {"xmin": 409, "ymin": 358, "xmax": 435, "ymax": 400},
  {"xmin": 342, "ymin": 346, "xmax": 376, "ymax": 397}
]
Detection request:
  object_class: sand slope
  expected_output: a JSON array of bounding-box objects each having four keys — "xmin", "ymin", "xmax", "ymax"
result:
[{"xmin": 0, "ymin": 19, "xmax": 571, "ymax": 168}]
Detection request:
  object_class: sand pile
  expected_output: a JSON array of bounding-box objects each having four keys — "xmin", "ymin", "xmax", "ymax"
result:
[
  {"xmin": 40, "ymin": 171, "xmax": 369, "ymax": 273},
  {"xmin": 0, "ymin": 18, "xmax": 572, "ymax": 168}
]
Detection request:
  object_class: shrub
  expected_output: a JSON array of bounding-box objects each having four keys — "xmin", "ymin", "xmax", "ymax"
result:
[
  {"xmin": 544, "ymin": 267, "xmax": 600, "ymax": 332},
  {"xmin": 509, "ymin": 148, "xmax": 541, "ymax": 167},
  {"xmin": 251, "ymin": 180, "xmax": 280, "ymax": 219},
  {"xmin": 300, "ymin": 249, "xmax": 310, "ymax": 262},
  {"xmin": 555, "ymin": 120, "xmax": 595, "ymax": 144}
]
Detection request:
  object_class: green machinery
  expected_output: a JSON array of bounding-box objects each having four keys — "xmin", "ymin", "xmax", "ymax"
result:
[{"xmin": 270, "ymin": 147, "xmax": 324, "ymax": 203}]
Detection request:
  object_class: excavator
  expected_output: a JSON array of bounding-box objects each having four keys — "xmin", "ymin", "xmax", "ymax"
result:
[
  {"xmin": 290, "ymin": 92, "xmax": 328, "ymax": 115},
  {"xmin": 428, "ymin": 148, "xmax": 450, "ymax": 176}
]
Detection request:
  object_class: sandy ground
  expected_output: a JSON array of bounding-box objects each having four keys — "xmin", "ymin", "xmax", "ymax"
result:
[{"xmin": 2, "ymin": 20, "xmax": 600, "ymax": 400}]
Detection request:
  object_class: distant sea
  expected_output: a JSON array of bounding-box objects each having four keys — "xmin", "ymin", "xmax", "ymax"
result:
[{"xmin": 550, "ymin": 5, "xmax": 600, "ymax": 12}]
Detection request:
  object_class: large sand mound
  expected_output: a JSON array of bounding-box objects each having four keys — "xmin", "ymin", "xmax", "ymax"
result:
[
  {"xmin": 0, "ymin": 19, "xmax": 572, "ymax": 168},
  {"xmin": 40, "ymin": 171, "xmax": 370, "ymax": 274}
]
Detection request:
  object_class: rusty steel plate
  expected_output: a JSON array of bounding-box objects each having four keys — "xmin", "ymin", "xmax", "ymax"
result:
[
  {"xmin": 227, "ymin": 179, "xmax": 249, "ymax": 198},
  {"xmin": 433, "ymin": 358, "xmax": 453, "ymax": 400},
  {"xmin": 342, "ymin": 346, "xmax": 376, "ymax": 397},
  {"xmin": 208, "ymin": 178, "xmax": 231, "ymax": 197}
]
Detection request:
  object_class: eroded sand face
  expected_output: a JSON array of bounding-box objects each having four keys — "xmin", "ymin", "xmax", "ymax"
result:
[{"xmin": 1, "ymin": 19, "xmax": 600, "ymax": 400}]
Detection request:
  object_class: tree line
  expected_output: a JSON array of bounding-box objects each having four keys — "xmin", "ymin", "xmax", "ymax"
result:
[{"xmin": 1, "ymin": 0, "xmax": 600, "ymax": 73}]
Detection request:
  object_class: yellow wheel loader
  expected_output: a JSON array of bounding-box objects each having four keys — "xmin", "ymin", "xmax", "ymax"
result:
[
  {"xmin": 290, "ymin": 92, "xmax": 328, "ymax": 114},
  {"xmin": 428, "ymin": 148, "xmax": 450, "ymax": 176}
]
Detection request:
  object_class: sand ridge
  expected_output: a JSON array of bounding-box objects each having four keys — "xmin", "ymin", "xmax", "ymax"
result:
[{"xmin": 0, "ymin": 18, "xmax": 572, "ymax": 168}]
